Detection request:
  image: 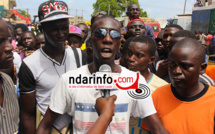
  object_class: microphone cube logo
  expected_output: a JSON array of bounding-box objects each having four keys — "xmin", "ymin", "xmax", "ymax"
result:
[{"xmin": 68, "ymin": 72, "xmax": 150, "ymax": 100}]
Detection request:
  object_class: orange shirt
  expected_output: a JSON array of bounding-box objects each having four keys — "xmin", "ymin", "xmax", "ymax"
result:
[
  {"xmin": 205, "ymin": 65, "xmax": 215, "ymax": 82},
  {"xmin": 142, "ymin": 84, "xmax": 215, "ymax": 134}
]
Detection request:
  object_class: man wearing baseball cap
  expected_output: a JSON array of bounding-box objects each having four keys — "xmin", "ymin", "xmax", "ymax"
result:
[{"xmin": 18, "ymin": 1, "xmax": 84, "ymax": 133}]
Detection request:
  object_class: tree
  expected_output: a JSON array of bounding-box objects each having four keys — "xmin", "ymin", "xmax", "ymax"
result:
[
  {"xmin": 92, "ymin": 0, "xmax": 147, "ymax": 17},
  {"xmin": 17, "ymin": 9, "xmax": 31, "ymax": 18}
]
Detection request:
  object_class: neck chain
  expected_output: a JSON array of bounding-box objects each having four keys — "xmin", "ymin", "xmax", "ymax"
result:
[
  {"xmin": 53, "ymin": 61, "xmax": 67, "ymax": 78},
  {"xmin": 40, "ymin": 48, "xmax": 67, "ymax": 77}
]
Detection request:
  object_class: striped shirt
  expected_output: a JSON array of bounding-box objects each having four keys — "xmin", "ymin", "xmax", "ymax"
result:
[
  {"xmin": 0, "ymin": 72, "xmax": 19, "ymax": 134},
  {"xmin": 199, "ymin": 73, "xmax": 214, "ymax": 86}
]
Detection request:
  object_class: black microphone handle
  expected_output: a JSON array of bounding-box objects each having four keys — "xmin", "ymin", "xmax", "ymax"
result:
[{"xmin": 103, "ymin": 90, "xmax": 110, "ymax": 98}]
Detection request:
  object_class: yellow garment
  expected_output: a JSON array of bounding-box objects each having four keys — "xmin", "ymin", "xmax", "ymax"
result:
[
  {"xmin": 147, "ymin": 74, "xmax": 168, "ymax": 92},
  {"xmin": 80, "ymin": 42, "xmax": 86, "ymax": 50}
]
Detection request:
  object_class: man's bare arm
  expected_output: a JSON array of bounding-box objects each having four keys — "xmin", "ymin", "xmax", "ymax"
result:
[
  {"xmin": 20, "ymin": 92, "xmax": 36, "ymax": 134},
  {"xmin": 36, "ymin": 107, "xmax": 59, "ymax": 134},
  {"xmin": 144, "ymin": 113, "xmax": 169, "ymax": 134}
]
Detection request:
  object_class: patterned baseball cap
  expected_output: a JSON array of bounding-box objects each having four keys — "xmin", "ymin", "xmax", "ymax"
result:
[
  {"xmin": 69, "ymin": 25, "xmax": 83, "ymax": 38},
  {"xmin": 38, "ymin": 0, "xmax": 74, "ymax": 23}
]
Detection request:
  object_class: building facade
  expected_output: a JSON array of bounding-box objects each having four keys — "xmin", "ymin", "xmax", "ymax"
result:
[
  {"xmin": 201, "ymin": 0, "xmax": 215, "ymax": 6},
  {"xmin": 0, "ymin": 0, "xmax": 16, "ymax": 18}
]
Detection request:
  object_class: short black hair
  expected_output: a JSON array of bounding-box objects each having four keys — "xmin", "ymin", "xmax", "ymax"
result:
[
  {"xmin": 76, "ymin": 23, "xmax": 88, "ymax": 29},
  {"xmin": 91, "ymin": 15, "xmax": 121, "ymax": 32},
  {"xmin": 127, "ymin": 3, "xmax": 139, "ymax": 12},
  {"xmin": 173, "ymin": 38, "xmax": 205, "ymax": 63},
  {"xmin": 172, "ymin": 30, "xmax": 197, "ymax": 39},
  {"xmin": 14, "ymin": 24, "xmax": 28, "ymax": 32},
  {"xmin": 91, "ymin": 11, "xmax": 107, "ymax": 26},
  {"xmin": 36, "ymin": 32, "xmax": 44, "ymax": 37},
  {"xmin": 165, "ymin": 24, "xmax": 183, "ymax": 30},
  {"xmin": 121, "ymin": 37, "xmax": 134, "ymax": 54},
  {"xmin": 130, "ymin": 35, "xmax": 156, "ymax": 57}
]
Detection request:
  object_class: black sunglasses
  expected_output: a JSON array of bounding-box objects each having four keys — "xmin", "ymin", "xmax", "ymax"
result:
[{"xmin": 93, "ymin": 28, "xmax": 121, "ymax": 41}]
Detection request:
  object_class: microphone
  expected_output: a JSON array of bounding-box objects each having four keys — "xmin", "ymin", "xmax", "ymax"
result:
[{"xmin": 99, "ymin": 64, "xmax": 112, "ymax": 98}]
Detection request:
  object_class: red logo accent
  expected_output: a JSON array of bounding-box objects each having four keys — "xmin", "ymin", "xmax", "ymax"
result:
[
  {"xmin": 70, "ymin": 26, "xmax": 77, "ymax": 32},
  {"xmin": 114, "ymin": 73, "xmax": 139, "ymax": 90}
]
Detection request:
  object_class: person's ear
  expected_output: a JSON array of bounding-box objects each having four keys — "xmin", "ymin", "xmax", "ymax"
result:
[
  {"xmin": 200, "ymin": 62, "xmax": 207, "ymax": 75},
  {"xmin": 149, "ymin": 56, "xmax": 155, "ymax": 65}
]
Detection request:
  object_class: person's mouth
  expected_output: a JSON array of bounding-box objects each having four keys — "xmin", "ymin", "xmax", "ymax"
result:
[
  {"xmin": 26, "ymin": 42, "xmax": 31, "ymax": 46},
  {"xmin": 56, "ymin": 38, "xmax": 66, "ymax": 44},
  {"xmin": 135, "ymin": 32, "xmax": 141, "ymax": 35},
  {"xmin": 101, "ymin": 48, "xmax": 113, "ymax": 58},
  {"xmin": 172, "ymin": 77, "xmax": 183, "ymax": 82},
  {"xmin": 128, "ymin": 63, "xmax": 137, "ymax": 69}
]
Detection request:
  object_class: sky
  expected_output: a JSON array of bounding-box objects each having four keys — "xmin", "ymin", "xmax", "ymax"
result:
[{"xmin": 15, "ymin": 0, "xmax": 196, "ymax": 21}]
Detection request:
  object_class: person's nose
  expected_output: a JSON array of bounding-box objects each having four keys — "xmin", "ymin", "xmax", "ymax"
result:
[
  {"xmin": 173, "ymin": 65, "xmax": 182, "ymax": 75},
  {"xmin": 102, "ymin": 32, "xmax": 112, "ymax": 45},
  {"xmin": 4, "ymin": 39, "xmax": 13, "ymax": 52}
]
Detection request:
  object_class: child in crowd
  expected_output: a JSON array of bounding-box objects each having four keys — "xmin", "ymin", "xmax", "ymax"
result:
[
  {"xmin": 18, "ymin": 31, "xmax": 36, "ymax": 59},
  {"xmin": 67, "ymin": 25, "xmax": 83, "ymax": 48},
  {"xmin": 126, "ymin": 35, "xmax": 168, "ymax": 134}
]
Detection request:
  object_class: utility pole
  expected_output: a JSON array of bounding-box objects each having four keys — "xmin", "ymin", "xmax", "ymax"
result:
[
  {"xmin": 26, "ymin": 8, "xmax": 29, "ymax": 17},
  {"xmin": 183, "ymin": 0, "xmax": 187, "ymax": 14},
  {"xmin": 108, "ymin": 4, "xmax": 110, "ymax": 15},
  {"xmin": 124, "ymin": 0, "xmax": 127, "ymax": 26}
]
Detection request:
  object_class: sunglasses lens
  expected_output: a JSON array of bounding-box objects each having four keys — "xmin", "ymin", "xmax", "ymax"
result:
[
  {"xmin": 94, "ymin": 28, "xmax": 107, "ymax": 39},
  {"xmin": 110, "ymin": 30, "xmax": 121, "ymax": 40}
]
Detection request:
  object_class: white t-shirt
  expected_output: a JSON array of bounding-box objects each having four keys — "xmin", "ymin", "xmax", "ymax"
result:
[
  {"xmin": 50, "ymin": 65, "xmax": 156, "ymax": 134},
  {"xmin": 18, "ymin": 47, "xmax": 83, "ymax": 130}
]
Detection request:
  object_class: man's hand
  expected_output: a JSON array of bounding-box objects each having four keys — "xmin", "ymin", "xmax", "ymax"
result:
[
  {"xmin": 95, "ymin": 95, "xmax": 117, "ymax": 122},
  {"xmin": 156, "ymin": 59, "xmax": 168, "ymax": 78}
]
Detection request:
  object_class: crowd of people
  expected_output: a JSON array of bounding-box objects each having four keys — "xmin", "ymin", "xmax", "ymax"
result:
[{"xmin": 1, "ymin": 0, "xmax": 215, "ymax": 134}]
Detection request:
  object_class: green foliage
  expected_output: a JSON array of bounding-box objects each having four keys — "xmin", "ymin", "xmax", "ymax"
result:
[
  {"xmin": 17, "ymin": 9, "xmax": 31, "ymax": 18},
  {"xmin": 92, "ymin": 0, "xmax": 147, "ymax": 17}
]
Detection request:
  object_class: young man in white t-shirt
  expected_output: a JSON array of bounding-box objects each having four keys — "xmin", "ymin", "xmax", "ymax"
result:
[{"xmin": 37, "ymin": 15, "xmax": 168, "ymax": 134}]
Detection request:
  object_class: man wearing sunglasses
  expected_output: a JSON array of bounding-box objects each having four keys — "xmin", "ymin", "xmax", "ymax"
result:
[{"xmin": 37, "ymin": 15, "xmax": 168, "ymax": 134}]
